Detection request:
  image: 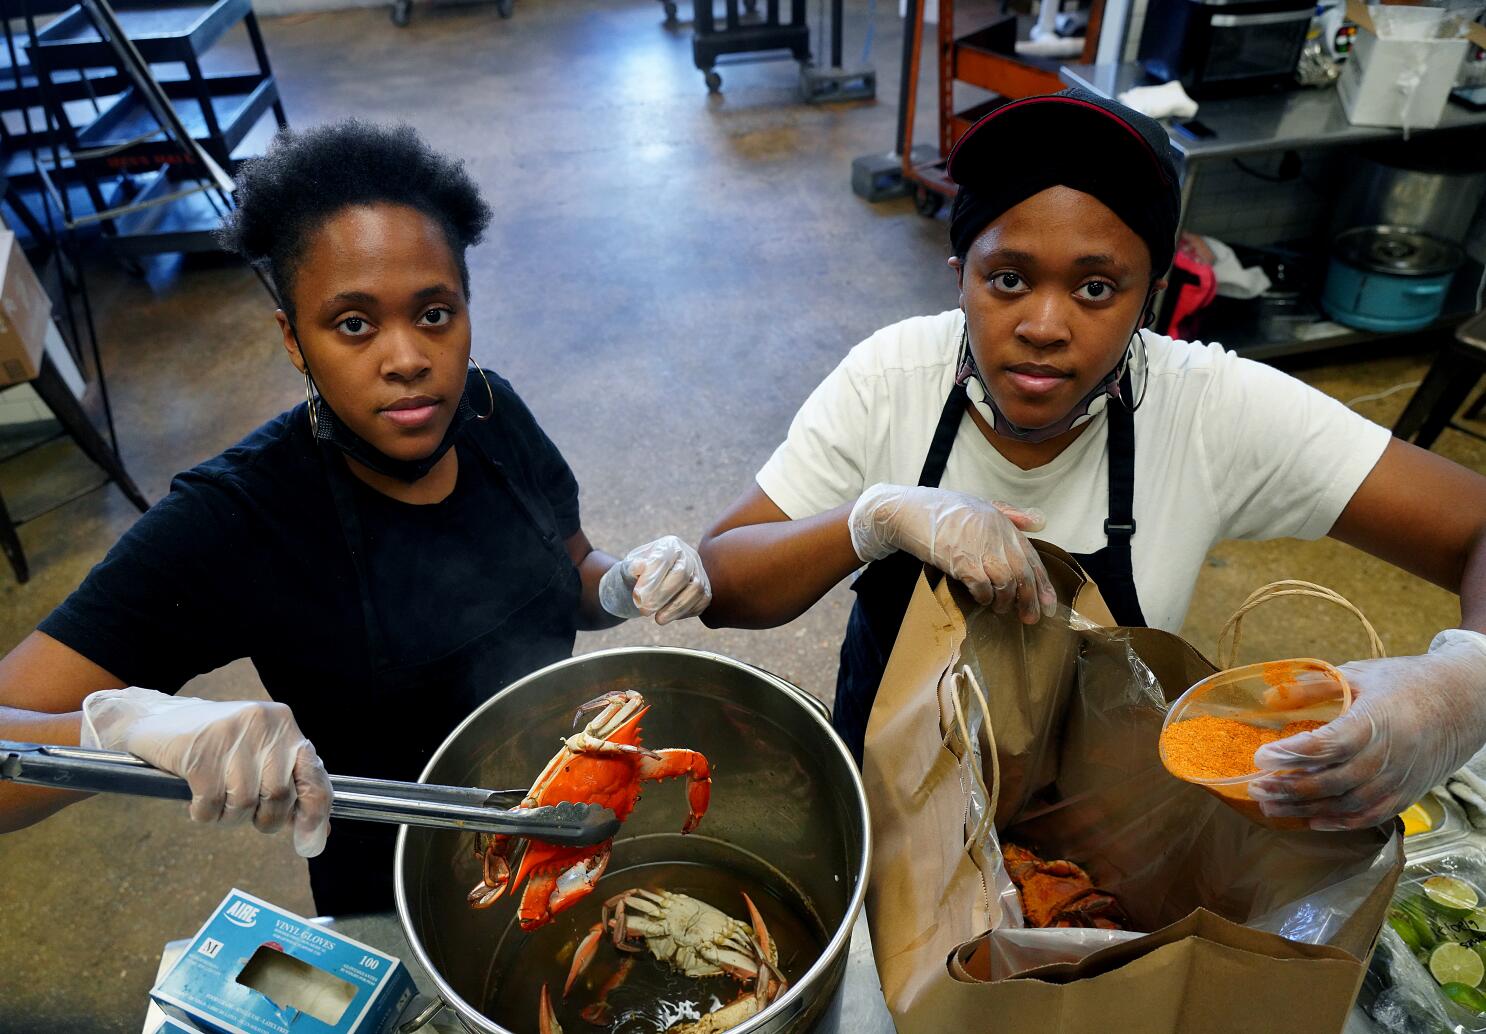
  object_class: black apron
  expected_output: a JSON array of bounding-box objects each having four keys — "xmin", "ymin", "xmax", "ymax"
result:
[
  {"xmin": 306, "ymin": 427, "xmax": 581, "ymax": 915},
  {"xmin": 832, "ymin": 375, "xmax": 1147, "ymax": 763}
]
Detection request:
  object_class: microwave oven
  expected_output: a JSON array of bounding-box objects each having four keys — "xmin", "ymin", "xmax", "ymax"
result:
[{"xmin": 1138, "ymin": 0, "xmax": 1315, "ymax": 99}]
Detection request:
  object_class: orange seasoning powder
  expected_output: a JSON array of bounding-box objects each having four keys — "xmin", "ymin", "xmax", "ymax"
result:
[{"xmin": 1160, "ymin": 715, "xmax": 1325, "ymax": 782}]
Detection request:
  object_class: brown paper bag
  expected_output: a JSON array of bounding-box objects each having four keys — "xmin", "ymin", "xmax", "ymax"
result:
[{"xmin": 863, "ymin": 545, "xmax": 1403, "ymax": 1034}]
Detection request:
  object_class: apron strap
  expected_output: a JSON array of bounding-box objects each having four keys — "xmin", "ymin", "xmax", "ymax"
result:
[
  {"xmin": 321, "ymin": 450, "xmax": 394, "ymax": 671},
  {"xmin": 918, "ymin": 381, "xmax": 968, "ymax": 489},
  {"xmin": 1090, "ymin": 371, "xmax": 1147, "ymax": 627}
]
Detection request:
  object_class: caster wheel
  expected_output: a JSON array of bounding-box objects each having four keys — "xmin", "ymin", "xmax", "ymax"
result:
[
  {"xmin": 705, "ymin": 70, "xmax": 722, "ymax": 92},
  {"xmin": 390, "ymin": 0, "xmax": 410, "ymax": 25},
  {"xmin": 663, "ymin": 0, "xmax": 677, "ymax": 21},
  {"xmin": 913, "ymin": 185, "xmax": 944, "ymax": 217},
  {"xmin": 496, "ymin": 0, "xmax": 513, "ymax": 17}
]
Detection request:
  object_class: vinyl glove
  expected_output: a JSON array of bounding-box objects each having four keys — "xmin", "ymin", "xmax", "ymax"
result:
[
  {"xmin": 848, "ymin": 483, "xmax": 1057, "ymax": 623},
  {"xmin": 79, "ymin": 687, "xmax": 331, "ymax": 857},
  {"xmin": 1250, "ymin": 629, "xmax": 1486, "ymax": 831},
  {"xmin": 598, "ymin": 535, "xmax": 712, "ymax": 624}
]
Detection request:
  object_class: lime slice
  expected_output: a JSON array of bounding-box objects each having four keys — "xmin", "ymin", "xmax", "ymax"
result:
[
  {"xmin": 1425, "ymin": 877, "xmax": 1480, "ymax": 917},
  {"xmin": 1402, "ymin": 897, "xmax": 1441, "ymax": 949},
  {"xmin": 1442, "ymin": 982, "xmax": 1486, "ymax": 1013},
  {"xmin": 1472, "ymin": 941, "xmax": 1486, "ymax": 973},
  {"xmin": 1390, "ymin": 909, "xmax": 1425, "ymax": 952},
  {"xmin": 1430, "ymin": 943, "xmax": 1485, "ymax": 988}
]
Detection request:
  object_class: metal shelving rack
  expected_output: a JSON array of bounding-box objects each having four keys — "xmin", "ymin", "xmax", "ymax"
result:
[{"xmin": 24, "ymin": 0, "xmax": 285, "ymax": 255}]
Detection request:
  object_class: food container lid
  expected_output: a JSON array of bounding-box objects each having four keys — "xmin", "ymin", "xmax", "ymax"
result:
[{"xmin": 1334, "ymin": 225, "xmax": 1465, "ymax": 277}]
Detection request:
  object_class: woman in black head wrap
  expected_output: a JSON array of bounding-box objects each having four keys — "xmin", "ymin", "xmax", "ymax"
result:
[{"xmin": 699, "ymin": 88, "xmax": 1486, "ymax": 835}]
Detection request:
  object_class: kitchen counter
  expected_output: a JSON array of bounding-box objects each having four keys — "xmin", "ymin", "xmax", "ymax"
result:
[{"xmin": 1059, "ymin": 62, "xmax": 1486, "ymax": 163}]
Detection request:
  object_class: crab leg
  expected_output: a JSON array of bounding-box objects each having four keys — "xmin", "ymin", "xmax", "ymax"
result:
[
  {"xmin": 571, "ymin": 691, "xmax": 643, "ymax": 729},
  {"xmin": 635, "ymin": 749, "xmax": 712, "ymax": 833},
  {"xmin": 565, "ymin": 922, "xmax": 607, "ymax": 996},
  {"xmin": 577, "ymin": 957, "xmax": 635, "ymax": 1026},
  {"xmin": 742, "ymin": 893, "xmax": 772, "ymax": 961},
  {"xmin": 539, "ymin": 985, "xmax": 563, "ymax": 1034},
  {"xmin": 468, "ymin": 832, "xmax": 522, "ymax": 909},
  {"xmin": 742, "ymin": 893, "xmax": 788, "ymax": 1005}
]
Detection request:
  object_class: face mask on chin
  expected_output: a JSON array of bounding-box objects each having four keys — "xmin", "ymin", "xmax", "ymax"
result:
[
  {"xmin": 310, "ymin": 388, "xmax": 480, "ymax": 484},
  {"xmin": 956, "ymin": 322, "xmax": 1148, "ymax": 445}
]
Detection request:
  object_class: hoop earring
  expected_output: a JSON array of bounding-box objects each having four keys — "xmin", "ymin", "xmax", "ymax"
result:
[
  {"xmin": 304, "ymin": 370, "xmax": 320, "ymax": 436},
  {"xmin": 470, "ymin": 359, "xmax": 496, "ymax": 420}
]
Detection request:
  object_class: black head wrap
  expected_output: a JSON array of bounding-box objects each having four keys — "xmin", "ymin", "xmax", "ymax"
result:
[{"xmin": 946, "ymin": 88, "xmax": 1182, "ymax": 277}]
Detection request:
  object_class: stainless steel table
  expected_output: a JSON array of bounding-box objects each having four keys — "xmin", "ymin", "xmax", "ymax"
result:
[
  {"xmin": 1060, "ymin": 62, "xmax": 1486, "ymax": 166},
  {"xmin": 1058, "ymin": 62, "xmax": 1486, "ymax": 361},
  {"xmin": 323, "ymin": 911, "xmax": 897, "ymax": 1034}
]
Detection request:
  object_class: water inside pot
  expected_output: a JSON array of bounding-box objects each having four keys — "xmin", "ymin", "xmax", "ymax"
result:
[{"xmin": 481, "ymin": 834, "xmax": 828, "ymax": 1034}]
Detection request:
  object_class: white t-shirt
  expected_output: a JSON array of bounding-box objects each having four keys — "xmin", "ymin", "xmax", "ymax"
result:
[{"xmin": 755, "ymin": 309, "xmax": 1392, "ymax": 633}]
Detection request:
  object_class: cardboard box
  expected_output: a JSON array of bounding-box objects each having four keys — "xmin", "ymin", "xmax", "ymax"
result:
[
  {"xmin": 1337, "ymin": 0, "xmax": 1478, "ymax": 130},
  {"xmin": 144, "ymin": 939, "xmax": 195, "ymax": 1034},
  {"xmin": 150, "ymin": 890, "xmax": 416, "ymax": 1034},
  {"xmin": 0, "ymin": 230, "xmax": 52, "ymax": 387},
  {"xmin": 153, "ymin": 1020, "xmax": 210, "ymax": 1034}
]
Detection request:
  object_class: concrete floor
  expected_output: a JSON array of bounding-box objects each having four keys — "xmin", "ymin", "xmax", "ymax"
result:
[{"xmin": 0, "ymin": 0, "xmax": 1483, "ymax": 1029}]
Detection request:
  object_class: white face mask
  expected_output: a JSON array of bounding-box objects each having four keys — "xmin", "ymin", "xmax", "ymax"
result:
[{"xmin": 957, "ymin": 323, "xmax": 1150, "ymax": 444}]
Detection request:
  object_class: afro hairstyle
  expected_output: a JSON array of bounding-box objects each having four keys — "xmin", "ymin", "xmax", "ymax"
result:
[{"xmin": 218, "ymin": 120, "xmax": 492, "ymax": 322}]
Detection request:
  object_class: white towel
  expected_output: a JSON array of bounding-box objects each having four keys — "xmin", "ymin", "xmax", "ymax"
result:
[
  {"xmin": 1448, "ymin": 746, "xmax": 1486, "ymax": 827},
  {"xmin": 1117, "ymin": 80, "xmax": 1198, "ymax": 121},
  {"xmin": 1201, "ymin": 236, "xmax": 1273, "ymax": 300}
]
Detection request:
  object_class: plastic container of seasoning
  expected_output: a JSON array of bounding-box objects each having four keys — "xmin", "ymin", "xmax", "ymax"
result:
[{"xmin": 1158, "ymin": 658, "xmax": 1352, "ymax": 830}]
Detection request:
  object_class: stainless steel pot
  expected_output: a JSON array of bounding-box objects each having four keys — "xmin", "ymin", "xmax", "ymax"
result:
[
  {"xmin": 394, "ymin": 647, "xmax": 870, "ymax": 1034},
  {"xmin": 1334, "ymin": 149, "xmax": 1486, "ymax": 246}
]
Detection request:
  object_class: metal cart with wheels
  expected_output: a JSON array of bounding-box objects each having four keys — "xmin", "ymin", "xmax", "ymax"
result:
[
  {"xmin": 691, "ymin": 0, "xmax": 806, "ymax": 94},
  {"xmin": 390, "ymin": 0, "xmax": 512, "ymax": 28}
]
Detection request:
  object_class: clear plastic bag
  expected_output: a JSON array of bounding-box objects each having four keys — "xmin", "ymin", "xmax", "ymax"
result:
[
  {"xmin": 938, "ymin": 602, "xmax": 1401, "ymax": 981},
  {"xmin": 1362, "ymin": 845, "xmax": 1486, "ymax": 1034}
]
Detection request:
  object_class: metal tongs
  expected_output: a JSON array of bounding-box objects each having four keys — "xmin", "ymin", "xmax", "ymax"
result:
[{"xmin": 0, "ymin": 740, "xmax": 620, "ymax": 847}]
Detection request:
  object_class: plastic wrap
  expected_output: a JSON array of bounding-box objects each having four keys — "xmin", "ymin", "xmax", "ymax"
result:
[{"xmin": 1361, "ymin": 844, "xmax": 1486, "ymax": 1034}]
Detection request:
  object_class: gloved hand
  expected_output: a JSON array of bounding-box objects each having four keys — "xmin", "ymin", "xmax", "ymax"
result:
[
  {"xmin": 598, "ymin": 535, "xmax": 712, "ymax": 624},
  {"xmin": 849, "ymin": 483, "xmax": 1056, "ymax": 623},
  {"xmin": 1250, "ymin": 629, "xmax": 1486, "ymax": 831},
  {"xmin": 79, "ymin": 687, "xmax": 332, "ymax": 857}
]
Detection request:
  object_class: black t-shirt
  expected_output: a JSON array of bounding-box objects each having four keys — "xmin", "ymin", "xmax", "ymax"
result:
[{"xmin": 40, "ymin": 370, "xmax": 584, "ymax": 907}]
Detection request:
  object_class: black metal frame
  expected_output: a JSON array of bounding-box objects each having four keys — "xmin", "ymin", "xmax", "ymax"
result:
[
  {"xmin": 1393, "ymin": 311, "xmax": 1486, "ymax": 451},
  {"xmin": 691, "ymin": 0, "xmax": 810, "ymax": 93}
]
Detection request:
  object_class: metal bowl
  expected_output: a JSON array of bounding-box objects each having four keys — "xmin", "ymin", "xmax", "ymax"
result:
[{"xmin": 395, "ymin": 647, "xmax": 870, "ymax": 1034}]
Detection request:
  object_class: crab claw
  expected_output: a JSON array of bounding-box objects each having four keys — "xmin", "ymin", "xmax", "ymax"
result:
[
  {"xmin": 539, "ymin": 984, "xmax": 563, "ymax": 1034},
  {"xmin": 565, "ymin": 922, "xmax": 606, "ymax": 996},
  {"xmin": 467, "ymin": 879, "xmax": 507, "ymax": 909},
  {"xmin": 742, "ymin": 892, "xmax": 772, "ymax": 961},
  {"xmin": 743, "ymin": 893, "xmax": 787, "ymax": 1004},
  {"xmin": 572, "ymin": 691, "xmax": 629, "ymax": 727}
]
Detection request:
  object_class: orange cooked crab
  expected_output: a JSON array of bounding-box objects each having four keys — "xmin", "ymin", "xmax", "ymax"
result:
[
  {"xmin": 467, "ymin": 689, "xmax": 711, "ymax": 931},
  {"xmin": 1002, "ymin": 844, "xmax": 1127, "ymax": 930}
]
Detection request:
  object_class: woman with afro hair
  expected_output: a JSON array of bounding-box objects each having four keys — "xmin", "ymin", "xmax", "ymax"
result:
[{"xmin": 0, "ymin": 122, "xmax": 712, "ymax": 914}]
